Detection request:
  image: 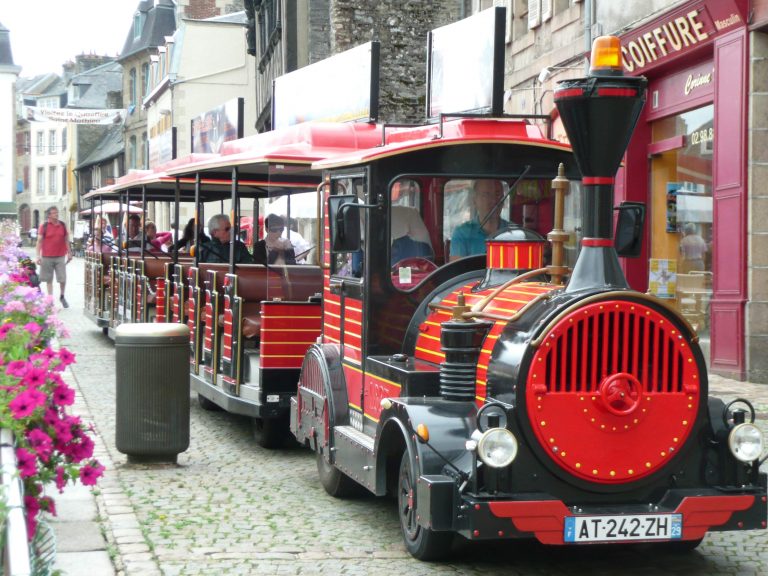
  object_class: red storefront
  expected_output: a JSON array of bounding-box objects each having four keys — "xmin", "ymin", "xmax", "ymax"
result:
[{"xmin": 615, "ymin": 0, "xmax": 749, "ymax": 379}]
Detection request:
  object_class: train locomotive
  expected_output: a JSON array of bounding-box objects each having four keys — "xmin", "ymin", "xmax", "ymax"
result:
[{"xmin": 291, "ymin": 36, "xmax": 767, "ymax": 560}]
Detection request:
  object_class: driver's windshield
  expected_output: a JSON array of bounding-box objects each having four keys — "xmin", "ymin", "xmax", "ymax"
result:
[{"xmin": 389, "ymin": 175, "xmax": 582, "ymax": 291}]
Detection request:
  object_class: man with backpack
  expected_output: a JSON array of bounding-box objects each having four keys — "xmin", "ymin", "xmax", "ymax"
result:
[{"xmin": 36, "ymin": 206, "xmax": 72, "ymax": 308}]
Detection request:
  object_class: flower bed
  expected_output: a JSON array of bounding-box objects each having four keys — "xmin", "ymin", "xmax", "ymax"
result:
[{"xmin": 0, "ymin": 224, "xmax": 104, "ymax": 539}]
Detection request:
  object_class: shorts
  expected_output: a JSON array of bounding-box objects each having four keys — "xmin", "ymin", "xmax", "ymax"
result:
[{"xmin": 39, "ymin": 256, "xmax": 67, "ymax": 284}]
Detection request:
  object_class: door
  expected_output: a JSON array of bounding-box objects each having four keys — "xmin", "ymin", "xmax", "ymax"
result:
[{"xmin": 326, "ymin": 174, "xmax": 367, "ymax": 432}]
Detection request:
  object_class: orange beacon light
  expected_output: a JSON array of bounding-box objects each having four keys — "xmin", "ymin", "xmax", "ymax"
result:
[{"xmin": 589, "ymin": 36, "xmax": 623, "ymax": 75}]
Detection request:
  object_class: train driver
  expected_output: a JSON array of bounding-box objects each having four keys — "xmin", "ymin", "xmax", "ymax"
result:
[{"xmin": 449, "ymin": 179, "xmax": 508, "ymax": 261}]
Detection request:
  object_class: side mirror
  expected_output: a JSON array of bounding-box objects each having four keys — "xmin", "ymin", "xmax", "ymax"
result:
[
  {"xmin": 614, "ymin": 201, "xmax": 645, "ymax": 258},
  {"xmin": 328, "ymin": 194, "xmax": 361, "ymax": 252}
]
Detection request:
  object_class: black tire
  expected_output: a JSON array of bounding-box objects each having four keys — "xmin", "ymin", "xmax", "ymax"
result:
[
  {"xmin": 317, "ymin": 449, "xmax": 362, "ymax": 498},
  {"xmin": 197, "ymin": 393, "xmax": 221, "ymax": 411},
  {"xmin": 397, "ymin": 451, "xmax": 453, "ymax": 560},
  {"xmin": 253, "ymin": 417, "xmax": 286, "ymax": 449}
]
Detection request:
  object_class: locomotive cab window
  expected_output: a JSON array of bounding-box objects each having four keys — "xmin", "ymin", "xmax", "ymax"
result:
[{"xmin": 330, "ymin": 175, "xmax": 366, "ymax": 279}]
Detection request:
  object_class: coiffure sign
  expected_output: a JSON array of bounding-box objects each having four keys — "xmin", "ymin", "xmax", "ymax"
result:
[{"xmin": 620, "ymin": 0, "xmax": 746, "ymax": 73}]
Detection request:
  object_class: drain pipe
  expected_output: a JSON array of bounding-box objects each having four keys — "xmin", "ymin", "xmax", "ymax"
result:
[{"xmin": 584, "ymin": 0, "xmax": 592, "ymax": 73}]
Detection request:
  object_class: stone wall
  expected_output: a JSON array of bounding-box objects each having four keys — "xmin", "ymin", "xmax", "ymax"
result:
[
  {"xmin": 329, "ymin": 0, "xmax": 465, "ymax": 123},
  {"xmin": 747, "ymin": 30, "xmax": 768, "ymax": 383}
]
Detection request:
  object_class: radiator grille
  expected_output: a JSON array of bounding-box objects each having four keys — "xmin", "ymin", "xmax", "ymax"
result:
[{"xmin": 533, "ymin": 300, "xmax": 694, "ymax": 395}]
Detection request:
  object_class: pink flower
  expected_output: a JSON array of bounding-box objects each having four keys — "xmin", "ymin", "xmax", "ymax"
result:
[
  {"xmin": 52, "ymin": 383, "xmax": 75, "ymax": 406},
  {"xmin": 23, "ymin": 496, "xmax": 39, "ymax": 540},
  {"xmin": 55, "ymin": 466, "xmax": 67, "ymax": 492},
  {"xmin": 68, "ymin": 435, "xmax": 95, "ymax": 463},
  {"xmin": 5, "ymin": 359, "xmax": 28, "ymax": 377},
  {"xmin": 57, "ymin": 348, "xmax": 76, "ymax": 366},
  {"xmin": 53, "ymin": 419, "xmax": 74, "ymax": 444},
  {"xmin": 9, "ymin": 390, "xmax": 38, "ymax": 418},
  {"xmin": 4, "ymin": 300, "xmax": 25, "ymax": 313},
  {"xmin": 0, "ymin": 322, "xmax": 15, "ymax": 339},
  {"xmin": 26, "ymin": 428, "xmax": 53, "ymax": 462},
  {"xmin": 80, "ymin": 462, "xmax": 105, "ymax": 486},
  {"xmin": 15, "ymin": 447, "xmax": 37, "ymax": 478},
  {"xmin": 22, "ymin": 367, "xmax": 48, "ymax": 388},
  {"xmin": 39, "ymin": 496, "xmax": 56, "ymax": 517},
  {"xmin": 38, "ymin": 348, "xmax": 58, "ymax": 360},
  {"xmin": 23, "ymin": 322, "xmax": 42, "ymax": 335},
  {"xmin": 44, "ymin": 407, "xmax": 60, "ymax": 427}
]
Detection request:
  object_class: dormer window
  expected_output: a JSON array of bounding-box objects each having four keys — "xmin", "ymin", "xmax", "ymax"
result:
[{"xmin": 134, "ymin": 11, "xmax": 145, "ymax": 40}]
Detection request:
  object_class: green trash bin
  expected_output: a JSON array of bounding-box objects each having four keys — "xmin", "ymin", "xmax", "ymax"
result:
[{"xmin": 115, "ymin": 323, "xmax": 190, "ymax": 462}]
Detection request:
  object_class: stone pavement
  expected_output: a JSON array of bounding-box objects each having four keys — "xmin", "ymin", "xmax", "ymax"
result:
[{"xmin": 46, "ymin": 254, "xmax": 768, "ymax": 576}]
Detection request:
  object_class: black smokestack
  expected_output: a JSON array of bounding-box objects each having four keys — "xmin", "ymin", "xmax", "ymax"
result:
[{"xmin": 554, "ymin": 38, "xmax": 647, "ymax": 292}]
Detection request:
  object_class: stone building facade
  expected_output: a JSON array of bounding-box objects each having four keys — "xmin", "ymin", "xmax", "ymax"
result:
[{"xmin": 250, "ymin": 0, "xmax": 467, "ymax": 130}]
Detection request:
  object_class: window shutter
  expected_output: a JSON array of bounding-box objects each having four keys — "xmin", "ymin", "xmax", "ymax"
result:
[
  {"xmin": 542, "ymin": 0, "xmax": 552, "ymax": 22},
  {"xmin": 528, "ymin": 0, "xmax": 541, "ymax": 29}
]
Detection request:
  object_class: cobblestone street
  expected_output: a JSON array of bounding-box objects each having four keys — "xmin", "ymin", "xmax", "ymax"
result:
[{"xmin": 58, "ymin": 256, "xmax": 768, "ymax": 576}]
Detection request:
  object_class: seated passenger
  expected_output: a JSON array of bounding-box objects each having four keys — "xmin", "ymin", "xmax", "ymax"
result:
[
  {"xmin": 391, "ymin": 205, "xmax": 433, "ymax": 265},
  {"xmin": 174, "ymin": 218, "xmax": 210, "ymax": 254},
  {"xmin": 450, "ymin": 179, "xmax": 508, "ymax": 261},
  {"xmin": 199, "ymin": 214, "xmax": 254, "ymax": 264},
  {"xmin": 144, "ymin": 221, "xmax": 172, "ymax": 252},
  {"xmin": 254, "ymin": 215, "xmax": 296, "ymax": 265},
  {"xmin": 285, "ymin": 217, "xmax": 311, "ymax": 263}
]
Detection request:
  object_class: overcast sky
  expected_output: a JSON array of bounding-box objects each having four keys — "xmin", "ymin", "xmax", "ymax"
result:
[{"xmin": 0, "ymin": 0, "xmax": 142, "ymax": 77}]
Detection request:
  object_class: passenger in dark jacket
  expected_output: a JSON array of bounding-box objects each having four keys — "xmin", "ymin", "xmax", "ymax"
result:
[{"xmin": 199, "ymin": 214, "xmax": 254, "ymax": 264}]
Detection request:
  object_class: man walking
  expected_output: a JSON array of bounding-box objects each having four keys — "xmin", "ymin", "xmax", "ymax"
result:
[{"xmin": 36, "ymin": 206, "xmax": 72, "ymax": 308}]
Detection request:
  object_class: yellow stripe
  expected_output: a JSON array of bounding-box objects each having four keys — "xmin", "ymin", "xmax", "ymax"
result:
[
  {"xmin": 477, "ymin": 363, "xmax": 488, "ymax": 371},
  {"xmin": 419, "ymin": 333, "xmax": 441, "ymax": 342},
  {"xmin": 416, "ymin": 346, "xmax": 443, "ymax": 358},
  {"xmin": 348, "ymin": 402, "xmax": 362, "ymax": 411},
  {"xmin": 261, "ymin": 354, "xmax": 306, "ymax": 358},
  {"xmin": 364, "ymin": 412, "xmax": 380, "ymax": 423},
  {"xmin": 344, "ymin": 363, "xmax": 363, "ymax": 374},
  {"xmin": 475, "ymin": 395, "xmax": 486, "ymax": 402},
  {"xmin": 344, "ymin": 343, "xmax": 361, "ymax": 352},
  {"xmin": 367, "ymin": 372, "xmax": 402, "ymax": 389},
  {"xmin": 264, "ymin": 315, "xmax": 322, "ymax": 320}
]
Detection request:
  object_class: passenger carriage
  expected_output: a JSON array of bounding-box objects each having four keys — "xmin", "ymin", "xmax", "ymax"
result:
[{"xmin": 158, "ymin": 121, "xmax": 385, "ymax": 446}]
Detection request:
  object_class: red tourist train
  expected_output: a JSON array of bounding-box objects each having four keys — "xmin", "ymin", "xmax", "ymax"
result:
[{"xmin": 82, "ymin": 34, "xmax": 766, "ymax": 561}]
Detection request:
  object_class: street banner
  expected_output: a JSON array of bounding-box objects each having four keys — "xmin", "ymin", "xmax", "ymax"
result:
[{"xmin": 24, "ymin": 106, "xmax": 127, "ymax": 125}]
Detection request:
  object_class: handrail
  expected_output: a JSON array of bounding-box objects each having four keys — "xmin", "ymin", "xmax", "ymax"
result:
[{"xmin": 1, "ymin": 428, "xmax": 32, "ymax": 576}]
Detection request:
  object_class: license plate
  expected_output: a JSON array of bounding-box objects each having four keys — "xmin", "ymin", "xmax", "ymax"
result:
[{"xmin": 564, "ymin": 514, "xmax": 682, "ymax": 543}]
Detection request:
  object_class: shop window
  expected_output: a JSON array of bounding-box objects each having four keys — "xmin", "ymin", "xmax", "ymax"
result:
[{"xmin": 649, "ymin": 104, "xmax": 713, "ymax": 353}]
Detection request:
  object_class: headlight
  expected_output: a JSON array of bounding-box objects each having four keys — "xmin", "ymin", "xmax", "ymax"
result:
[
  {"xmin": 728, "ymin": 423, "xmax": 765, "ymax": 463},
  {"xmin": 477, "ymin": 428, "xmax": 518, "ymax": 468}
]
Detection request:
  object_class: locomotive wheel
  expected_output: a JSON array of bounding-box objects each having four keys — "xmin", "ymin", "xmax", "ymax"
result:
[
  {"xmin": 397, "ymin": 452, "xmax": 453, "ymax": 561},
  {"xmin": 197, "ymin": 393, "xmax": 221, "ymax": 411},
  {"xmin": 317, "ymin": 450, "xmax": 361, "ymax": 498},
  {"xmin": 252, "ymin": 417, "xmax": 286, "ymax": 449}
]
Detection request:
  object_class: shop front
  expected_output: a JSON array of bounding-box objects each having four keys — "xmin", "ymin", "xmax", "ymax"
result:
[{"xmin": 617, "ymin": 0, "xmax": 749, "ymax": 378}]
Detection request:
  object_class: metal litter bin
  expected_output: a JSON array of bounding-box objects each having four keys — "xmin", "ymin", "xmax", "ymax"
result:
[{"xmin": 115, "ymin": 323, "xmax": 190, "ymax": 462}]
